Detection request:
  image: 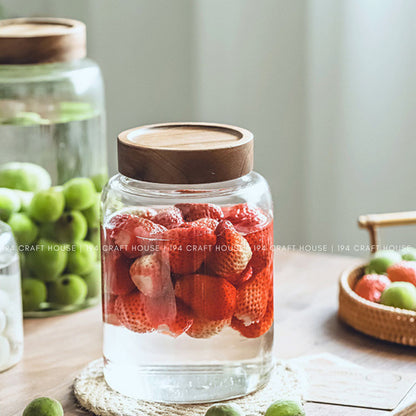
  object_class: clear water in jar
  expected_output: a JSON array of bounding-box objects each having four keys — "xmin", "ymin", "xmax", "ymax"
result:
[
  {"xmin": 102, "ymin": 204, "xmax": 274, "ymax": 403},
  {"xmin": 0, "ymin": 232, "xmax": 23, "ymax": 372}
]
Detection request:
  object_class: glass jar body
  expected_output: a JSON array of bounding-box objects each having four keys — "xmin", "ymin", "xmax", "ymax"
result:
[
  {"xmin": 0, "ymin": 221, "xmax": 23, "ymax": 372},
  {"xmin": 101, "ymin": 172, "xmax": 274, "ymax": 403},
  {"xmin": 0, "ymin": 59, "xmax": 106, "ymax": 316}
]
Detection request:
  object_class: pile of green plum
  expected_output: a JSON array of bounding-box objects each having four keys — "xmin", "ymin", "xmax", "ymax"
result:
[{"xmin": 0, "ymin": 162, "xmax": 107, "ymax": 313}]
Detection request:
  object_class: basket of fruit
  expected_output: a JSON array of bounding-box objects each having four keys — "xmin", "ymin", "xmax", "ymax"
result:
[{"xmin": 339, "ymin": 211, "xmax": 416, "ymax": 346}]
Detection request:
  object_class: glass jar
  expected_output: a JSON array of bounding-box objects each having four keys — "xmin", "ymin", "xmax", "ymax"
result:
[
  {"xmin": 101, "ymin": 123, "xmax": 274, "ymax": 403},
  {"xmin": 0, "ymin": 221, "xmax": 23, "ymax": 372},
  {"xmin": 0, "ymin": 18, "xmax": 106, "ymax": 316}
]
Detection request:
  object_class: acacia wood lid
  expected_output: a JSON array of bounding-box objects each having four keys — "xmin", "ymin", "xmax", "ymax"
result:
[
  {"xmin": 0, "ymin": 18, "xmax": 86, "ymax": 64},
  {"xmin": 117, "ymin": 122, "xmax": 254, "ymax": 184}
]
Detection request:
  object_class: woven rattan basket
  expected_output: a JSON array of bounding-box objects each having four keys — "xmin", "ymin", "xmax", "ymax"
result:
[{"xmin": 338, "ymin": 211, "xmax": 416, "ymax": 346}]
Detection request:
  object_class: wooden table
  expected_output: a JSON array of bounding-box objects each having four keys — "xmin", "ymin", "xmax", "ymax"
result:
[{"xmin": 1, "ymin": 251, "xmax": 416, "ymax": 416}]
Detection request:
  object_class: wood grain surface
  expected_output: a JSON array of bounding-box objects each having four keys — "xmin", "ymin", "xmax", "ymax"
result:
[{"xmin": 1, "ymin": 251, "xmax": 415, "ymax": 416}]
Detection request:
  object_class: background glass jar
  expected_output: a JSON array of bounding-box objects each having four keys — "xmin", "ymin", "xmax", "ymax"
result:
[
  {"xmin": 0, "ymin": 221, "xmax": 23, "ymax": 372},
  {"xmin": 101, "ymin": 123, "xmax": 274, "ymax": 403},
  {"xmin": 0, "ymin": 18, "xmax": 106, "ymax": 316}
]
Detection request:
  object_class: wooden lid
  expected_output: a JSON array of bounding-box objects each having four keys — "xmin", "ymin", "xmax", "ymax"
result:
[
  {"xmin": 117, "ymin": 122, "xmax": 254, "ymax": 184},
  {"xmin": 0, "ymin": 18, "xmax": 86, "ymax": 64}
]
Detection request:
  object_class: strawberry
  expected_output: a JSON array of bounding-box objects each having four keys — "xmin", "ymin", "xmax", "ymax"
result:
[
  {"xmin": 115, "ymin": 292, "xmax": 154, "ymax": 333},
  {"xmin": 209, "ymin": 220, "xmax": 252, "ymax": 277},
  {"xmin": 162, "ymin": 300, "xmax": 194, "ymax": 337},
  {"xmin": 175, "ymin": 203, "xmax": 224, "ymax": 221},
  {"xmin": 166, "ymin": 226, "xmax": 216, "ymax": 274},
  {"xmin": 175, "ymin": 274, "xmax": 237, "ymax": 320},
  {"xmin": 143, "ymin": 289, "xmax": 177, "ymax": 328},
  {"xmin": 224, "ymin": 203, "xmax": 268, "ymax": 233},
  {"xmin": 181, "ymin": 217, "xmax": 219, "ymax": 231},
  {"xmin": 187, "ymin": 316, "xmax": 231, "ymax": 338},
  {"xmin": 244, "ymin": 221, "xmax": 274, "ymax": 273},
  {"xmin": 102, "ymin": 249, "xmax": 135, "ymax": 296},
  {"xmin": 224, "ymin": 266, "xmax": 253, "ymax": 287},
  {"xmin": 387, "ymin": 261, "xmax": 416, "ymax": 286},
  {"xmin": 152, "ymin": 207, "xmax": 184, "ymax": 229},
  {"xmin": 232, "ymin": 294, "xmax": 273, "ymax": 338},
  {"xmin": 110, "ymin": 215, "xmax": 167, "ymax": 258},
  {"xmin": 129, "ymin": 252, "xmax": 171, "ymax": 297},
  {"xmin": 233, "ymin": 267, "xmax": 272, "ymax": 325},
  {"xmin": 108, "ymin": 208, "xmax": 156, "ymax": 228}
]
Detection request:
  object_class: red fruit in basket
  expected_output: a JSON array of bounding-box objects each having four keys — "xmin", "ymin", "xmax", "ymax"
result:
[
  {"xmin": 130, "ymin": 252, "xmax": 171, "ymax": 297},
  {"xmin": 234, "ymin": 267, "xmax": 272, "ymax": 325},
  {"xmin": 115, "ymin": 292, "xmax": 154, "ymax": 333},
  {"xmin": 152, "ymin": 207, "xmax": 184, "ymax": 229},
  {"xmin": 223, "ymin": 203, "xmax": 267, "ymax": 232},
  {"xmin": 387, "ymin": 261, "xmax": 416, "ymax": 286},
  {"xmin": 175, "ymin": 203, "xmax": 224, "ymax": 221},
  {"xmin": 232, "ymin": 293, "xmax": 274, "ymax": 338},
  {"xmin": 175, "ymin": 274, "xmax": 237, "ymax": 320},
  {"xmin": 209, "ymin": 220, "xmax": 252, "ymax": 277},
  {"xmin": 354, "ymin": 274, "xmax": 391, "ymax": 302},
  {"xmin": 244, "ymin": 221, "xmax": 274, "ymax": 273},
  {"xmin": 110, "ymin": 215, "xmax": 167, "ymax": 258},
  {"xmin": 166, "ymin": 226, "xmax": 216, "ymax": 274},
  {"xmin": 103, "ymin": 250, "xmax": 135, "ymax": 296},
  {"xmin": 187, "ymin": 316, "xmax": 231, "ymax": 338},
  {"xmin": 224, "ymin": 266, "xmax": 253, "ymax": 287},
  {"xmin": 163, "ymin": 300, "xmax": 194, "ymax": 337},
  {"xmin": 181, "ymin": 217, "xmax": 219, "ymax": 231}
]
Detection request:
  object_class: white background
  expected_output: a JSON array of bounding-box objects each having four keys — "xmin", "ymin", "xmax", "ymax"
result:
[{"xmin": 2, "ymin": 0, "xmax": 416, "ymax": 254}]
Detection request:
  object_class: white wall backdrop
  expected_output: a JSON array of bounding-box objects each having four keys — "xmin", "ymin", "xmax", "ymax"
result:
[{"xmin": 2, "ymin": 0, "xmax": 416, "ymax": 254}]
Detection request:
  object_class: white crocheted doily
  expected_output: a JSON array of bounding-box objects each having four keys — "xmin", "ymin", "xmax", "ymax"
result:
[{"xmin": 73, "ymin": 359, "xmax": 306, "ymax": 416}]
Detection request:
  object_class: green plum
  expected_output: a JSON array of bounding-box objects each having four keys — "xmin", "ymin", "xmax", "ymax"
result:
[
  {"xmin": 26, "ymin": 239, "xmax": 68, "ymax": 282},
  {"xmin": 205, "ymin": 404, "xmax": 244, "ymax": 416},
  {"xmin": 63, "ymin": 177, "xmax": 96, "ymax": 210},
  {"xmin": 23, "ymin": 397, "xmax": 63, "ymax": 416},
  {"xmin": 55, "ymin": 210, "xmax": 88, "ymax": 243},
  {"xmin": 91, "ymin": 172, "xmax": 108, "ymax": 192},
  {"xmin": 29, "ymin": 187, "xmax": 65, "ymax": 222},
  {"xmin": 8, "ymin": 213, "xmax": 38, "ymax": 245},
  {"xmin": 58, "ymin": 101, "xmax": 94, "ymax": 122},
  {"xmin": 15, "ymin": 190, "xmax": 34, "ymax": 212},
  {"xmin": 3, "ymin": 111, "xmax": 49, "ymax": 126},
  {"xmin": 48, "ymin": 274, "xmax": 88, "ymax": 305},
  {"xmin": 367, "ymin": 250, "xmax": 401, "ymax": 274},
  {"xmin": 380, "ymin": 282, "xmax": 416, "ymax": 310},
  {"xmin": 22, "ymin": 278, "xmax": 47, "ymax": 311},
  {"xmin": 401, "ymin": 247, "xmax": 416, "ymax": 261},
  {"xmin": 81, "ymin": 193, "xmax": 100, "ymax": 228},
  {"xmin": 0, "ymin": 162, "xmax": 51, "ymax": 191},
  {"xmin": 67, "ymin": 241, "xmax": 96, "ymax": 275},
  {"xmin": 265, "ymin": 400, "xmax": 305, "ymax": 416},
  {"xmin": 38, "ymin": 222, "xmax": 57, "ymax": 240},
  {"xmin": 82, "ymin": 262, "xmax": 101, "ymax": 298},
  {"xmin": 0, "ymin": 188, "xmax": 21, "ymax": 221}
]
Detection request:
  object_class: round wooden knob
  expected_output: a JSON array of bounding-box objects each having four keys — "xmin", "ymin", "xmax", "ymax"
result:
[
  {"xmin": 117, "ymin": 122, "xmax": 254, "ymax": 184},
  {"xmin": 0, "ymin": 18, "xmax": 86, "ymax": 64}
]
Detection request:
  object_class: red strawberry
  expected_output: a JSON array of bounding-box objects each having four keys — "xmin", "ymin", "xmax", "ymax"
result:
[
  {"xmin": 187, "ymin": 316, "xmax": 231, "ymax": 338},
  {"xmin": 244, "ymin": 221, "xmax": 274, "ymax": 273},
  {"xmin": 152, "ymin": 207, "xmax": 184, "ymax": 229},
  {"xmin": 162, "ymin": 300, "xmax": 194, "ymax": 337},
  {"xmin": 102, "ymin": 250, "xmax": 135, "ymax": 296},
  {"xmin": 354, "ymin": 274, "xmax": 391, "ymax": 302},
  {"xmin": 110, "ymin": 215, "xmax": 167, "ymax": 258},
  {"xmin": 224, "ymin": 203, "xmax": 268, "ymax": 233},
  {"xmin": 130, "ymin": 252, "xmax": 171, "ymax": 297},
  {"xmin": 181, "ymin": 217, "xmax": 219, "ymax": 231},
  {"xmin": 232, "ymin": 294, "xmax": 273, "ymax": 338},
  {"xmin": 166, "ymin": 226, "xmax": 216, "ymax": 274},
  {"xmin": 234, "ymin": 267, "xmax": 272, "ymax": 325},
  {"xmin": 143, "ymin": 289, "xmax": 177, "ymax": 328},
  {"xmin": 115, "ymin": 292, "xmax": 154, "ymax": 333},
  {"xmin": 209, "ymin": 220, "xmax": 252, "ymax": 277},
  {"xmin": 175, "ymin": 274, "xmax": 237, "ymax": 320},
  {"xmin": 175, "ymin": 203, "xmax": 224, "ymax": 221},
  {"xmin": 108, "ymin": 208, "xmax": 156, "ymax": 228},
  {"xmin": 387, "ymin": 261, "xmax": 416, "ymax": 286},
  {"xmin": 224, "ymin": 266, "xmax": 253, "ymax": 287}
]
